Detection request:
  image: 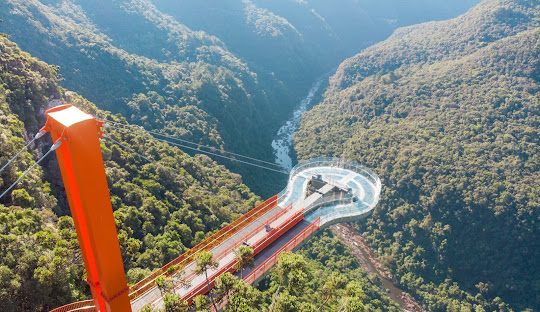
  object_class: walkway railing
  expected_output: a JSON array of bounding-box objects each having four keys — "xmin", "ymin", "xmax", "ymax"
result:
[
  {"xmin": 244, "ymin": 217, "xmax": 321, "ymax": 285},
  {"xmin": 50, "ymin": 195, "xmax": 279, "ymax": 312},
  {"xmin": 278, "ymin": 157, "xmax": 381, "ymax": 228},
  {"xmin": 49, "ymin": 158, "xmax": 380, "ymax": 312},
  {"xmin": 212, "ymin": 216, "xmax": 321, "ymax": 312},
  {"xmin": 46, "ymin": 300, "xmax": 96, "ymax": 312},
  {"xmin": 172, "ymin": 203, "xmax": 294, "ymax": 293},
  {"xmin": 278, "ymin": 157, "xmax": 381, "ymax": 207},
  {"xmin": 181, "ymin": 206, "xmax": 304, "ymax": 304},
  {"xmin": 129, "ymin": 195, "xmax": 278, "ymax": 300}
]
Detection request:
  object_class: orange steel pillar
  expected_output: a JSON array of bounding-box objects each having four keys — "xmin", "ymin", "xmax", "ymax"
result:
[{"xmin": 45, "ymin": 105, "xmax": 131, "ymax": 312}]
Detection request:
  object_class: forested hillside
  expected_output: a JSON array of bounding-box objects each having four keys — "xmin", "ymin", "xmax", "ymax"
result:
[
  {"xmin": 153, "ymin": 0, "xmax": 480, "ymax": 92},
  {"xmin": 5, "ymin": 0, "xmax": 534, "ymax": 310},
  {"xmin": 295, "ymin": 0, "xmax": 540, "ymax": 311},
  {"xmin": 0, "ymin": 0, "xmax": 297, "ymax": 195},
  {"xmin": 0, "ymin": 31, "xmax": 420, "ymax": 312},
  {"xmin": 0, "ymin": 0, "xmax": 484, "ymax": 196},
  {"xmin": 0, "ymin": 33, "xmax": 263, "ymax": 311}
]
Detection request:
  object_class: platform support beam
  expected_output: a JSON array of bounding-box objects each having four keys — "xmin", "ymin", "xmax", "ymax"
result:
[{"xmin": 45, "ymin": 105, "xmax": 131, "ymax": 312}]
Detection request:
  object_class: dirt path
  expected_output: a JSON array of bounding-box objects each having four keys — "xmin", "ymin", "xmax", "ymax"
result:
[{"xmin": 331, "ymin": 224, "xmax": 424, "ymax": 312}]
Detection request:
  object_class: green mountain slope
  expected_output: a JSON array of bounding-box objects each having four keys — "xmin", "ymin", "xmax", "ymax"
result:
[
  {"xmin": 0, "ymin": 33, "xmax": 262, "ymax": 311},
  {"xmin": 0, "ymin": 0, "xmax": 485, "ymax": 197},
  {"xmin": 1, "ymin": 0, "xmax": 293, "ymax": 143},
  {"xmin": 152, "ymin": 0, "xmax": 325, "ymax": 93},
  {"xmin": 294, "ymin": 0, "xmax": 540, "ymax": 310},
  {"xmin": 332, "ymin": 0, "xmax": 539, "ymax": 90},
  {"xmin": 0, "ymin": 0, "xmax": 297, "ymax": 196},
  {"xmin": 153, "ymin": 0, "xmax": 482, "ymax": 92}
]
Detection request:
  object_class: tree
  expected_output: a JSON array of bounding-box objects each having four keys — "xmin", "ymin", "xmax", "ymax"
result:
[
  {"xmin": 168, "ymin": 265, "xmax": 191, "ymax": 293},
  {"xmin": 339, "ymin": 297, "xmax": 365, "ymax": 312},
  {"xmin": 338, "ymin": 281, "xmax": 366, "ymax": 312},
  {"xmin": 194, "ymin": 251, "xmax": 220, "ymax": 311},
  {"xmin": 215, "ymin": 272, "xmax": 237, "ymax": 303},
  {"xmin": 317, "ymin": 272, "xmax": 347, "ymax": 311},
  {"xmin": 269, "ymin": 252, "xmax": 310, "ymax": 312},
  {"xmin": 155, "ymin": 275, "xmax": 174, "ymax": 296},
  {"xmin": 192, "ymin": 294, "xmax": 210, "ymax": 311},
  {"xmin": 233, "ymin": 245, "xmax": 254, "ymax": 279},
  {"xmin": 223, "ymin": 275, "xmax": 263, "ymax": 312},
  {"xmin": 276, "ymin": 252, "xmax": 309, "ymax": 292},
  {"xmin": 163, "ymin": 292, "xmax": 188, "ymax": 312},
  {"xmin": 273, "ymin": 293, "xmax": 300, "ymax": 312}
]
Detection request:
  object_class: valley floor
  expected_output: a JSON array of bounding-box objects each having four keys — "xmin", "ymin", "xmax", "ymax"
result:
[{"xmin": 331, "ymin": 224, "xmax": 424, "ymax": 312}]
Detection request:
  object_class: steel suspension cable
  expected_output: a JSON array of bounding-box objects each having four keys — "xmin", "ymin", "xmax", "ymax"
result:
[
  {"xmin": 0, "ymin": 129, "xmax": 47, "ymax": 175},
  {"xmin": 105, "ymin": 125, "xmax": 289, "ymax": 175},
  {"xmin": 103, "ymin": 134, "xmax": 229, "ymax": 205},
  {"xmin": 98, "ymin": 118, "xmax": 285, "ymax": 169},
  {"xmin": 0, "ymin": 140, "xmax": 62, "ymax": 201}
]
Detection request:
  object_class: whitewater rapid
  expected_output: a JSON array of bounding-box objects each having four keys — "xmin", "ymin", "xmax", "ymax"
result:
[{"xmin": 271, "ymin": 78, "xmax": 324, "ymax": 170}]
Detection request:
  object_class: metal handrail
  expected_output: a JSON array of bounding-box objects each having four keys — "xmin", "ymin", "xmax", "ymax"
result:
[
  {"xmin": 279, "ymin": 157, "xmax": 381, "ymax": 228},
  {"xmin": 278, "ymin": 157, "xmax": 381, "ymax": 206}
]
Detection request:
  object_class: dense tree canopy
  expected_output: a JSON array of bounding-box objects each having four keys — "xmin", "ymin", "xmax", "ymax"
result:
[
  {"xmin": 0, "ymin": 34, "xmax": 263, "ymax": 311},
  {"xmin": 4, "ymin": 0, "xmax": 535, "ymax": 310},
  {"xmin": 179, "ymin": 231, "xmax": 400, "ymax": 312},
  {"xmin": 0, "ymin": 0, "xmax": 294, "ymax": 196},
  {"xmin": 295, "ymin": 0, "xmax": 539, "ymax": 311}
]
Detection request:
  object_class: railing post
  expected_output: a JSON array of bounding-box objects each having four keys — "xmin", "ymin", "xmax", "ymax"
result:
[{"xmin": 46, "ymin": 105, "xmax": 131, "ymax": 312}]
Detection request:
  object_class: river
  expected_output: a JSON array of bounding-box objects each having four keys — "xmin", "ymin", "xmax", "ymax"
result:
[{"xmin": 271, "ymin": 77, "xmax": 324, "ymax": 171}]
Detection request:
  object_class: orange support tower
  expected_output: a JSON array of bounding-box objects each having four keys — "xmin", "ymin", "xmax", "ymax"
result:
[{"xmin": 45, "ymin": 105, "xmax": 132, "ymax": 312}]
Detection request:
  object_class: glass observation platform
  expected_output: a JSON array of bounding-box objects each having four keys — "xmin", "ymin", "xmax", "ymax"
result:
[{"xmin": 277, "ymin": 157, "xmax": 381, "ymax": 227}]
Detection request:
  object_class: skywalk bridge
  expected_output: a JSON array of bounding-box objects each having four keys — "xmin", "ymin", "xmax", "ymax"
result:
[
  {"xmin": 52, "ymin": 157, "xmax": 380, "ymax": 312},
  {"xmin": 2, "ymin": 105, "xmax": 380, "ymax": 312}
]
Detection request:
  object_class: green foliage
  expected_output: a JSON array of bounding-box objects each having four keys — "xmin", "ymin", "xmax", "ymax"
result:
[
  {"xmin": 194, "ymin": 251, "xmax": 220, "ymax": 311},
  {"xmin": 295, "ymin": 1, "xmax": 540, "ymax": 311},
  {"xmin": 0, "ymin": 34, "xmax": 262, "ymax": 310},
  {"xmin": 102, "ymin": 125, "xmax": 261, "ymax": 272},
  {"xmin": 224, "ymin": 277, "xmax": 263, "ymax": 312},
  {"xmin": 317, "ymin": 272, "xmax": 348, "ymax": 310},
  {"xmin": 212, "ymin": 271, "xmax": 265, "ymax": 312},
  {"xmin": 194, "ymin": 251, "xmax": 219, "ymax": 277},
  {"xmin": 155, "ymin": 276, "xmax": 173, "ymax": 296},
  {"xmin": 153, "ymin": 0, "xmax": 479, "ymax": 93},
  {"xmin": 0, "ymin": 206, "xmax": 86, "ymax": 312},
  {"xmin": 162, "ymin": 292, "xmax": 188, "ymax": 312},
  {"xmin": 215, "ymin": 272, "xmax": 237, "ymax": 300},
  {"xmin": 0, "ymin": 0, "xmax": 482, "ymax": 198},
  {"xmin": 294, "ymin": 231, "xmax": 399, "ymax": 312},
  {"xmin": 275, "ymin": 252, "xmax": 310, "ymax": 293},
  {"xmin": 0, "ymin": 36, "xmax": 59, "ymax": 211},
  {"xmin": 126, "ymin": 267, "xmax": 152, "ymax": 286},
  {"xmin": 11, "ymin": 189, "xmax": 35, "ymax": 208},
  {"xmin": 0, "ymin": 0, "xmax": 296, "ymax": 196},
  {"xmin": 233, "ymin": 245, "xmax": 255, "ymax": 279},
  {"xmin": 341, "ymin": 296, "xmax": 366, "ymax": 312},
  {"xmin": 192, "ymin": 294, "xmax": 210, "ymax": 311},
  {"xmin": 0, "ymin": 1, "xmax": 514, "ymax": 311},
  {"xmin": 216, "ymin": 235, "xmax": 398, "ymax": 312}
]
